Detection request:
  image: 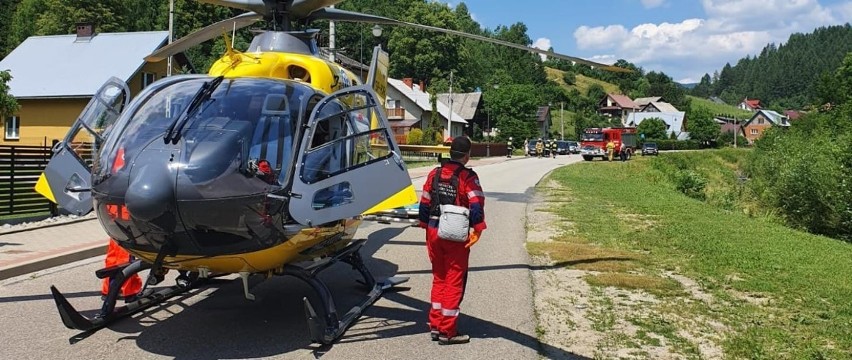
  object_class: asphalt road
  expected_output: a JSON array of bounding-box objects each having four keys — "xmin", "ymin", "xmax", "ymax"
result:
[{"xmin": 0, "ymin": 154, "xmax": 582, "ymax": 360}]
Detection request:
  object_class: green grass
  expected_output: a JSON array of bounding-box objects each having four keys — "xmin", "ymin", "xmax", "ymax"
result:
[
  {"xmin": 537, "ymin": 152, "xmax": 852, "ymax": 358},
  {"xmin": 545, "ymin": 67, "xmax": 620, "ymax": 96},
  {"xmin": 688, "ymin": 95, "xmax": 753, "ymax": 118}
]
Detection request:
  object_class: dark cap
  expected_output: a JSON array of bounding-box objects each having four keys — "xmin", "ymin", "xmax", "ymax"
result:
[{"xmin": 450, "ymin": 136, "xmax": 471, "ymax": 158}]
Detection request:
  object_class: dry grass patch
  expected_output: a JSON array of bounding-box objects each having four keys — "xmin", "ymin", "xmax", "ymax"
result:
[
  {"xmin": 586, "ymin": 273, "xmax": 683, "ymax": 297},
  {"xmin": 614, "ymin": 212, "xmax": 659, "ymax": 232},
  {"xmin": 528, "ymin": 242, "xmax": 642, "ymax": 273}
]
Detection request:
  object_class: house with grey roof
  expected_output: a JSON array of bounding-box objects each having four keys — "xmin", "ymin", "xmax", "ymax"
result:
[
  {"xmin": 741, "ymin": 109, "xmax": 789, "ymax": 144},
  {"xmin": 0, "ymin": 24, "xmax": 188, "ymax": 145},
  {"xmin": 437, "ymin": 92, "xmax": 483, "ymax": 133},
  {"xmin": 625, "ymin": 111, "xmax": 689, "ymax": 140},
  {"xmin": 633, "ymin": 96, "xmax": 662, "ymax": 108},
  {"xmin": 386, "ymin": 77, "xmax": 466, "ymax": 143},
  {"xmin": 641, "ymin": 101, "xmax": 680, "ymax": 113}
]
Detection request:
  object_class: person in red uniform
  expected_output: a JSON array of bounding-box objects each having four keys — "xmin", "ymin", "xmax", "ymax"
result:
[
  {"xmin": 101, "ymin": 148, "xmax": 142, "ymax": 301},
  {"xmin": 419, "ymin": 136, "xmax": 486, "ymax": 345}
]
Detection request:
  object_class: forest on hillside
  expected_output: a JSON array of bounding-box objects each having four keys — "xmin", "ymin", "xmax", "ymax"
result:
[
  {"xmin": 2, "ymin": 0, "xmax": 842, "ymax": 145},
  {"xmin": 689, "ymin": 24, "xmax": 852, "ymax": 110},
  {"xmin": 0, "ymin": 0, "xmax": 698, "ymax": 143}
]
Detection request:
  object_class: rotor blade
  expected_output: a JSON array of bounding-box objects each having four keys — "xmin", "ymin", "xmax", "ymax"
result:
[
  {"xmin": 198, "ymin": 0, "xmax": 344, "ymax": 19},
  {"xmin": 197, "ymin": 0, "xmax": 266, "ymax": 14},
  {"xmin": 145, "ymin": 12, "xmax": 263, "ymax": 62},
  {"xmin": 291, "ymin": 0, "xmax": 345, "ymax": 18},
  {"xmin": 309, "ymin": 8, "xmax": 629, "ymax": 72}
]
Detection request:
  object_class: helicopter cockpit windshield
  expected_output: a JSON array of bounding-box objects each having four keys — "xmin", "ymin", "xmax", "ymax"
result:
[{"xmin": 95, "ymin": 77, "xmax": 314, "ymax": 194}]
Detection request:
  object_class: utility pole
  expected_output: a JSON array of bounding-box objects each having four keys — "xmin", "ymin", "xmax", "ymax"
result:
[
  {"xmin": 560, "ymin": 101, "xmax": 564, "ymax": 140},
  {"xmin": 733, "ymin": 116, "xmax": 738, "ymax": 148},
  {"xmin": 448, "ymin": 70, "xmax": 453, "ymax": 140},
  {"xmin": 329, "ymin": 5, "xmax": 335, "ymax": 62},
  {"xmin": 166, "ymin": 0, "xmax": 174, "ymax": 76}
]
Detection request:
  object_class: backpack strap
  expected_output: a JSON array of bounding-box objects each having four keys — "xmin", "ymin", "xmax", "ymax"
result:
[{"xmin": 429, "ymin": 163, "xmax": 467, "ymax": 215}]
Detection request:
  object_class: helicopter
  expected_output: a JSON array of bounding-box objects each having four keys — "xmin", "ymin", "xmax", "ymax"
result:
[{"xmin": 34, "ymin": 0, "xmax": 624, "ymax": 345}]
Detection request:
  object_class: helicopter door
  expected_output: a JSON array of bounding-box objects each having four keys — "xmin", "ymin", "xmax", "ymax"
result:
[
  {"xmin": 289, "ymin": 85, "xmax": 413, "ymax": 226},
  {"xmin": 36, "ymin": 77, "xmax": 130, "ymax": 215}
]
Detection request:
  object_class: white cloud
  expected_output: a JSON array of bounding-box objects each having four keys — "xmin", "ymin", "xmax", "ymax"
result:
[
  {"xmin": 573, "ymin": 0, "xmax": 850, "ymax": 82},
  {"xmin": 531, "ymin": 37, "xmax": 552, "ymax": 60},
  {"xmin": 641, "ymin": 0, "xmax": 667, "ymax": 8},
  {"xmin": 574, "ymin": 25, "xmax": 630, "ymax": 50}
]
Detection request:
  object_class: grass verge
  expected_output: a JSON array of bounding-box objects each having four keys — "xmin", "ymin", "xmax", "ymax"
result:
[{"xmin": 535, "ymin": 151, "xmax": 852, "ymax": 358}]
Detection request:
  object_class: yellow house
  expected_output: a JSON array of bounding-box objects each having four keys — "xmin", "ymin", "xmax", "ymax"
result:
[{"xmin": 0, "ymin": 24, "xmax": 189, "ymax": 146}]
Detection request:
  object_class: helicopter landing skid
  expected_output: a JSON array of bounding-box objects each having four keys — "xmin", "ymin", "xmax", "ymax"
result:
[
  {"xmin": 49, "ymin": 260, "xmax": 206, "ymax": 333},
  {"xmin": 280, "ymin": 239, "xmax": 408, "ymax": 345}
]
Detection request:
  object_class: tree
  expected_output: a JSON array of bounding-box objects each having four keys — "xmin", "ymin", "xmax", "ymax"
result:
[
  {"xmin": 562, "ymin": 71, "xmax": 576, "ymax": 85},
  {"xmin": 687, "ymin": 107, "xmax": 720, "ymax": 144},
  {"xmin": 387, "ymin": 1, "xmax": 464, "ymax": 89},
  {"xmin": 0, "ymin": 70, "xmax": 21, "ymax": 121},
  {"xmin": 637, "ymin": 117, "xmax": 667, "ymax": 140},
  {"xmin": 6, "ymin": 0, "xmax": 47, "ymax": 53},
  {"xmin": 586, "ymin": 83, "xmax": 606, "ymax": 106}
]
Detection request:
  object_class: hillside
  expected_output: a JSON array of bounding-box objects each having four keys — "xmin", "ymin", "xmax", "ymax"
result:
[
  {"xmin": 545, "ymin": 67, "xmax": 619, "ymax": 96},
  {"xmin": 687, "ymin": 96, "xmax": 753, "ymax": 118}
]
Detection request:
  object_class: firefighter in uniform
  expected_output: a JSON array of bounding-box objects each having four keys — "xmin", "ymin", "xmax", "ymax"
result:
[
  {"xmin": 419, "ymin": 136, "xmax": 487, "ymax": 345},
  {"xmin": 606, "ymin": 140, "xmax": 616, "ymax": 161},
  {"xmin": 535, "ymin": 138, "xmax": 544, "ymax": 158},
  {"xmin": 550, "ymin": 138, "xmax": 557, "ymax": 158},
  {"xmin": 506, "ymin": 137, "xmax": 513, "ymax": 158}
]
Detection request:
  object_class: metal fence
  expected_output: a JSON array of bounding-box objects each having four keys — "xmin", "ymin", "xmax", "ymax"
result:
[{"xmin": 0, "ymin": 144, "xmax": 57, "ymax": 219}]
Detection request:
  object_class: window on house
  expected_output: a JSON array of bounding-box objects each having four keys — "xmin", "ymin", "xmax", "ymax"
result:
[
  {"xmin": 4, "ymin": 115, "xmax": 20, "ymax": 140},
  {"xmin": 142, "ymin": 72, "xmax": 156, "ymax": 89},
  {"xmin": 386, "ymin": 99, "xmax": 397, "ymax": 108},
  {"xmin": 757, "ymin": 117, "xmax": 764, "ymax": 125},
  {"xmin": 751, "ymin": 129, "xmax": 758, "ymax": 135}
]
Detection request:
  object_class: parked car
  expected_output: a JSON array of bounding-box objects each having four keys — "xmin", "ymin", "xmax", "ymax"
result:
[
  {"xmin": 641, "ymin": 142, "xmax": 659, "ymax": 156},
  {"xmin": 567, "ymin": 141, "xmax": 580, "ymax": 154}
]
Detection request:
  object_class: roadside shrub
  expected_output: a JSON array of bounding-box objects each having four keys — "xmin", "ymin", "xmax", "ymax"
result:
[
  {"xmin": 650, "ymin": 140, "xmax": 701, "ymax": 150},
  {"xmin": 407, "ymin": 128, "xmax": 423, "ymax": 145},
  {"xmin": 421, "ymin": 127, "xmax": 442, "ymax": 145},
  {"xmin": 746, "ymin": 105, "xmax": 852, "ymax": 242},
  {"xmin": 674, "ymin": 170, "xmax": 707, "ymax": 200}
]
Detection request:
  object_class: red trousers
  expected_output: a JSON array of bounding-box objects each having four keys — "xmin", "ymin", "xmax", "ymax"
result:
[
  {"xmin": 101, "ymin": 239, "xmax": 142, "ymax": 297},
  {"xmin": 426, "ymin": 227, "xmax": 470, "ymax": 337}
]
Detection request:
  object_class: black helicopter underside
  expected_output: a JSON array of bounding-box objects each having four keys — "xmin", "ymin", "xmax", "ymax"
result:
[{"xmin": 49, "ymin": 238, "xmax": 407, "ymax": 345}]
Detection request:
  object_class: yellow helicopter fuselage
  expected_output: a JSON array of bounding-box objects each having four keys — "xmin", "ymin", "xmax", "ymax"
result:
[{"xmin": 208, "ymin": 50, "xmax": 362, "ymax": 94}]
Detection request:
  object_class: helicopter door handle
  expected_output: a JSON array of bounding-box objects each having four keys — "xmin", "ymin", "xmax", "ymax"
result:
[
  {"xmin": 65, "ymin": 185, "xmax": 91, "ymax": 193},
  {"xmin": 390, "ymin": 151, "xmax": 405, "ymax": 170}
]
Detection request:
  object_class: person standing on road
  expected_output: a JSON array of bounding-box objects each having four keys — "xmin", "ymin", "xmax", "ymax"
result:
[
  {"xmin": 550, "ymin": 139, "xmax": 557, "ymax": 159},
  {"xmin": 523, "ymin": 138, "xmax": 529, "ymax": 157},
  {"xmin": 535, "ymin": 138, "xmax": 544, "ymax": 158},
  {"xmin": 419, "ymin": 136, "xmax": 487, "ymax": 345},
  {"xmin": 506, "ymin": 137, "xmax": 513, "ymax": 158}
]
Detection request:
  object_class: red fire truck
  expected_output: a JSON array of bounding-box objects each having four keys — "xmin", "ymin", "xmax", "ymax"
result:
[{"xmin": 580, "ymin": 127, "xmax": 638, "ymax": 161}]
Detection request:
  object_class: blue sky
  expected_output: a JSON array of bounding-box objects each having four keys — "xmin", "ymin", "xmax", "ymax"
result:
[{"xmin": 440, "ymin": 0, "xmax": 852, "ymax": 83}]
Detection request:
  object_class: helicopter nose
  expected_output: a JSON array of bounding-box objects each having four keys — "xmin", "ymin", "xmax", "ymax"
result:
[{"xmin": 125, "ymin": 162, "xmax": 175, "ymax": 221}]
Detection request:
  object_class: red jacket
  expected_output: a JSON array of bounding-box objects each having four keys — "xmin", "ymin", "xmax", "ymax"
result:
[{"xmin": 418, "ymin": 161, "xmax": 486, "ymax": 233}]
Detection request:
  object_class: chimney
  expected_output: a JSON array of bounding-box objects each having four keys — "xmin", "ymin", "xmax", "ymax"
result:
[
  {"xmin": 419, "ymin": 80, "xmax": 425, "ymax": 93},
  {"xmin": 75, "ymin": 22, "xmax": 95, "ymax": 42},
  {"xmin": 402, "ymin": 78, "xmax": 413, "ymax": 89}
]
